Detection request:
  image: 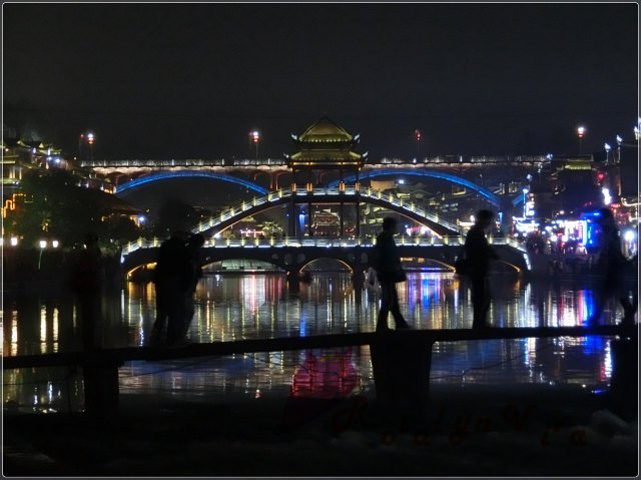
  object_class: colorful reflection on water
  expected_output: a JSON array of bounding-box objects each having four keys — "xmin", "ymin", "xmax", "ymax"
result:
[{"xmin": 2, "ymin": 272, "xmax": 628, "ymax": 413}]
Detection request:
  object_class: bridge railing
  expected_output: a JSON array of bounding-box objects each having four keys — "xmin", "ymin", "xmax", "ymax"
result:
[
  {"xmin": 121, "ymin": 185, "xmax": 526, "ymax": 258},
  {"xmin": 120, "ymin": 233, "xmax": 525, "ymax": 259},
  {"xmin": 189, "ymin": 185, "xmax": 463, "ymax": 237},
  {"xmin": 359, "ymin": 186, "xmax": 461, "ymax": 233},
  {"xmin": 84, "ymin": 155, "xmax": 550, "ymax": 169}
]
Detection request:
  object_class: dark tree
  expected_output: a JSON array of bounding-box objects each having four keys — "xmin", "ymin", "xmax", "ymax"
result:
[{"xmin": 155, "ymin": 199, "xmax": 197, "ymax": 236}]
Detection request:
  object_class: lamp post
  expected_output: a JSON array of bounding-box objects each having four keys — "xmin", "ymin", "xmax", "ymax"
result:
[
  {"xmin": 78, "ymin": 133, "xmax": 84, "ymax": 161},
  {"xmin": 38, "ymin": 240, "xmax": 47, "ymax": 270},
  {"xmin": 87, "ymin": 132, "xmax": 95, "ymax": 161},
  {"xmin": 522, "ymin": 187, "xmax": 529, "ymax": 218},
  {"xmin": 414, "ymin": 129, "xmax": 422, "ymax": 157},
  {"xmin": 604, "ymin": 143, "xmax": 611, "ymax": 164},
  {"xmin": 616, "ymin": 135, "xmax": 622, "ymax": 164},
  {"xmin": 249, "ymin": 130, "xmax": 260, "ymax": 160},
  {"xmin": 577, "ymin": 126, "xmax": 586, "ymax": 154}
]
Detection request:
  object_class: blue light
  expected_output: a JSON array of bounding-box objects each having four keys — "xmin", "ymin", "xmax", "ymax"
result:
[
  {"xmin": 329, "ymin": 170, "xmax": 501, "ymax": 206},
  {"xmin": 116, "ymin": 171, "xmax": 269, "ymax": 195}
]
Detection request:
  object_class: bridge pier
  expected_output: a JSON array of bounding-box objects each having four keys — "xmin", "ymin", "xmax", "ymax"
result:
[
  {"xmin": 82, "ymin": 356, "xmax": 122, "ymax": 418},
  {"xmin": 351, "ymin": 270, "xmax": 364, "ymax": 288},
  {"xmin": 607, "ymin": 333, "xmax": 638, "ymax": 416},
  {"xmin": 370, "ymin": 334, "xmax": 433, "ymax": 424},
  {"xmin": 286, "ymin": 271, "xmax": 301, "ymax": 293}
]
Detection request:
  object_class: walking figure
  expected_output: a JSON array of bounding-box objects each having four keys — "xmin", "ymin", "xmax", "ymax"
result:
[
  {"xmin": 183, "ymin": 233, "xmax": 205, "ymax": 338},
  {"xmin": 464, "ymin": 210, "xmax": 500, "ymax": 329},
  {"xmin": 151, "ymin": 231, "xmax": 192, "ymax": 345},
  {"xmin": 587, "ymin": 208, "xmax": 636, "ymax": 326},
  {"xmin": 70, "ymin": 234, "xmax": 104, "ymax": 350},
  {"xmin": 372, "ymin": 217, "xmax": 411, "ymax": 332}
]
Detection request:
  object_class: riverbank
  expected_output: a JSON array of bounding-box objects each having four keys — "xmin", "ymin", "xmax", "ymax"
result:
[{"xmin": 3, "ymin": 383, "xmax": 637, "ymax": 477}]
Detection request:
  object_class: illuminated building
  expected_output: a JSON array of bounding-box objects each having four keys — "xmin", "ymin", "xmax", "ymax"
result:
[{"xmin": 286, "ymin": 116, "xmax": 368, "ymax": 237}]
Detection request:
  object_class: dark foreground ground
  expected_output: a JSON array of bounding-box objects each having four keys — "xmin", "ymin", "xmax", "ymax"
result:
[{"xmin": 3, "ymin": 384, "xmax": 638, "ymax": 477}]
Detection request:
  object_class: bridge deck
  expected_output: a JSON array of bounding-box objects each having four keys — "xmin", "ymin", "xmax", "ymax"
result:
[{"xmin": 3, "ymin": 325, "xmax": 635, "ymax": 370}]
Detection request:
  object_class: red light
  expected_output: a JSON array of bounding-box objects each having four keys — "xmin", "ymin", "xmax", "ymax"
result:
[{"xmin": 597, "ymin": 173, "xmax": 604, "ymax": 181}]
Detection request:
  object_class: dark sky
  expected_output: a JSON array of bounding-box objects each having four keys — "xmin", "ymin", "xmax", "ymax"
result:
[{"xmin": 3, "ymin": 3, "xmax": 639, "ymax": 160}]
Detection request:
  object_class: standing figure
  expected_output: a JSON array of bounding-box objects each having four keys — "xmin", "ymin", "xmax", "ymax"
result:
[
  {"xmin": 70, "ymin": 234, "xmax": 104, "ymax": 350},
  {"xmin": 373, "ymin": 217, "xmax": 411, "ymax": 332},
  {"xmin": 464, "ymin": 210, "xmax": 499, "ymax": 329},
  {"xmin": 587, "ymin": 208, "xmax": 635, "ymax": 326},
  {"xmin": 151, "ymin": 231, "xmax": 191, "ymax": 345},
  {"xmin": 183, "ymin": 233, "xmax": 205, "ymax": 338}
]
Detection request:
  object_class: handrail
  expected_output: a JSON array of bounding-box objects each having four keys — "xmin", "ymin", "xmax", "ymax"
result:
[
  {"xmin": 121, "ymin": 234, "xmax": 526, "ymax": 257},
  {"xmin": 3, "ymin": 324, "xmax": 634, "ymax": 368},
  {"xmin": 122, "ymin": 186, "xmax": 478, "ymax": 256},
  {"xmin": 120, "ymin": 186, "xmax": 530, "ymax": 258}
]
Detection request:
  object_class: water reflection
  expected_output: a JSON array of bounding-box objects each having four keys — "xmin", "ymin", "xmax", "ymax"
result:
[{"xmin": 3, "ymin": 272, "xmax": 621, "ymax": 413}]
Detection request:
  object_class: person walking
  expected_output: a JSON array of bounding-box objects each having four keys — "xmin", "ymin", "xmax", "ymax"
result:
[
  {"xmin": 70, "ymin": 234, "xmax": 104, "ymax": 350},
  {"xmin": 587, "ymin": 208, "xmax": 635, "ymax": 326},
  {"xmin": 372, "ymin": 217, "xmax": 411, "ymax": 332},
  {"xmin": 464, "ymin": 210, "xmax": 499, "ymax": 329},
  {"xmin": 151, "ymin": 231, "xmax": 192, "ymax": 345},
  {"xmin": 183, "ymin": 233, "xmax": 205, "ymax": 338}
]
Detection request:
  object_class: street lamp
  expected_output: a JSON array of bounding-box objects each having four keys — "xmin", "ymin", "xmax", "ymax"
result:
[
  {"xmin": 249, "ymin": 130, "xmax": 260, "ymax": 160},
  {"xmin": 38, "ymin": 240, "xmax": 47, "ymax": 270},
  {"xmin": 577, "ymin": 126, "xmax": 586, "ymax": 154},
  {"xmin": 414, "ymin": 129, "xmax": 422, "ymax": 156},
  {"xmin": 604, "ymin": 143, "xmax": 611, "ymax": 163},
  {"xmin": 87, "ymin": 132, "xmax": 95, "ymax": 161},
  {"xmin": 616, "ymin": 135, "xmax": 623, "ymax": 164}
]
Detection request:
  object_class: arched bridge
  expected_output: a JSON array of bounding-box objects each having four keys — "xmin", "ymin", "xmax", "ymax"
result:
[
  {"xmin": 188, "ymin": 186, "xmax": 462, "ymax": 237},
  {"xmin": 115, "ymin": 171, "xmax": 269, "ymax": 196},
  {"xmin": 121, "ymin": 236, "xmax": 531, "ymax": 277},
  {"xmin": 330, "ymin": 169, "xmax": 501, "ymax": 207},
  {"xmin": 113, "ymin": 168, "xmax": 506, "ymax": 208}
]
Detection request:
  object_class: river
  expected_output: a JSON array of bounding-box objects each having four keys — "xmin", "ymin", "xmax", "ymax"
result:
[{"xmin": 2, "ymin": 271, "xmax": 625, "ymax": 414}]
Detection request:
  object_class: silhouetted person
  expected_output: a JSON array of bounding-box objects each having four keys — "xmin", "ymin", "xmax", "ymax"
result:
[
  {"xmin": 464, "ymin": 210, "xmax": 499, "ymax": 328},
  {"xmin": 70, "ymin": 234, "xmax": 103, "ymax": 350},
  {"xmin": 587, "ymin": 208, "xmax": 635, "ymax": 326},
  {"xmin": 151, "ymin": 231, "xmax": 192, "ymax": 345},
  {"xmin": 183, "ymin": 233, "xmax": 205, "ymax": 337},
  {"xmin": 373, "ymin": 217, "xmax": 411, "ymax": 332}
]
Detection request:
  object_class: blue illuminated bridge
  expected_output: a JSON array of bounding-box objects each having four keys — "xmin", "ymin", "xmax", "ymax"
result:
[
  {"xmin": 84, "ymin": 155, "xmax": 548, "ymax": 208},
  {"xmin": 120, "ymin": 186, "xmax": 531, "ymax": 275}
]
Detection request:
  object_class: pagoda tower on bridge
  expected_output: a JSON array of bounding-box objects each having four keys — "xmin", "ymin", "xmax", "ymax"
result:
[
  {"xmin": 287, "ymin": 116, "xmax": 368, "ymax": 191},
  {"xmin": 284, "ymin": 116, "xmax": 368, "ymax": 237}
]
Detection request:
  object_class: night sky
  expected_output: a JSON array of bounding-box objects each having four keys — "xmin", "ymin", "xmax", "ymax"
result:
[{"xmin": 3, "ymin": 3, "xmax": 639, "ymax": 160}]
